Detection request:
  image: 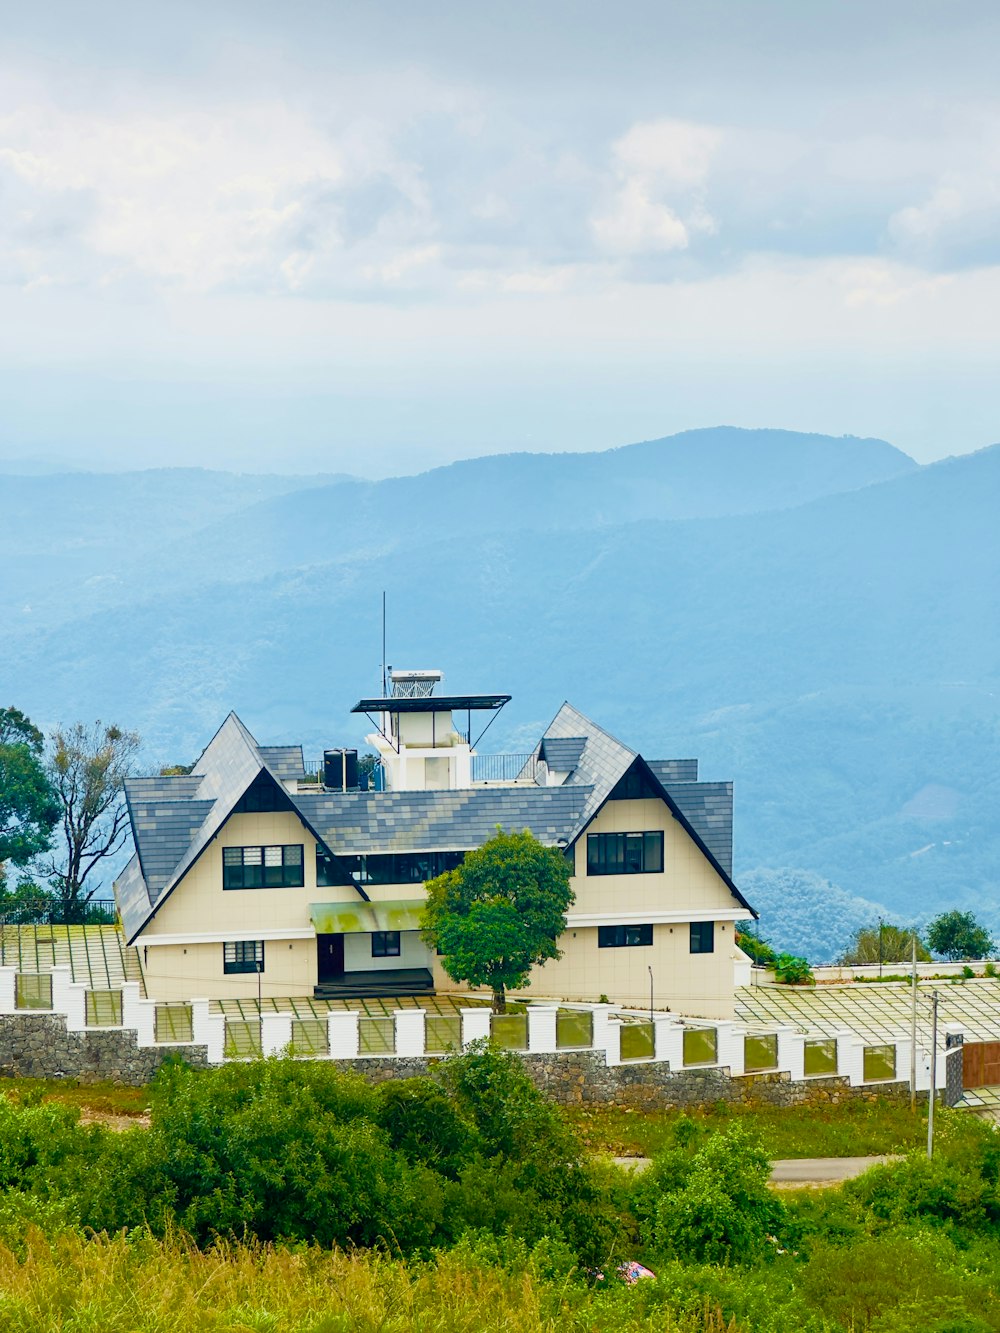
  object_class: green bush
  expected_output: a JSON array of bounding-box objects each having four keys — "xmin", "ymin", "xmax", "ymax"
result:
[
  {"xmin": 639, "ymin": 1122, "xmax": 786, "ymax": 1265},
  {"xmin": 773, "ymin": 953, "xmax": 814, "ymax": 985}
]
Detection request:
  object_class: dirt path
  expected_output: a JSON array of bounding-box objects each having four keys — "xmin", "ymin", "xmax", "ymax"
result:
[{"xmin": 612, "ymin": 1154, "xmax": 896, "ymax": 1186}]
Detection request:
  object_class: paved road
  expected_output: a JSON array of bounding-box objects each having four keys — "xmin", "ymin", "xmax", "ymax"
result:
[{"xmin": 612, "ymin": 1154, "xmax": 894, "ymax": 1184}]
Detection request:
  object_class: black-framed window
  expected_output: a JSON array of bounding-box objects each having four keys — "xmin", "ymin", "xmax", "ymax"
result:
[
  {"xmin": 223, "ymin": 844, "xmax": 304, "ymax": 889},
  {"xmin": 690, "ymin": 921, "xmax": 715, "ymax": 954},
  {"xmin": 587, "ymin": 832, "xmax": 663, "ymax": 875},
  {"xmin": 223, "ymin": 940, "xmax": 264, "ymax": 974},
  {"xmin": 319, "ymin": 848, "xmax": 465, "ymax": 887},
  {"xmin": 598, "ymin": 924, "xmax": 654, "ymax": 948},
  {"xmin": 371, "ymin": 931, "xmax": 401, "ymax": 958}
]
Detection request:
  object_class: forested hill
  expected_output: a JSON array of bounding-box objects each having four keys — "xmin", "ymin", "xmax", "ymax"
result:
[{"xmin": 4, "ymin": 426, "xmax": 997, "ymax": 959}]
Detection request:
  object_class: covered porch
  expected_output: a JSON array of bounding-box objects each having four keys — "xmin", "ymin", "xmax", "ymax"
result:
[{"xmin": 310, "ymin": 899, "xmax": 434, "ymax": 1000}]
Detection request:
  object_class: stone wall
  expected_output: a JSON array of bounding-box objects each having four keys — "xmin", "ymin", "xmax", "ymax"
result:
[
  {"xmin": 0, "ymin": 1014, "xmax": 208, "ymax": 1085},
  {"xmin": 0, "ymin": 1015, "xmax": 941, "ymax": 1110},
  {"xmin": 331, "ymin": 1050, "xmax": 924, "ymax": 1109}
]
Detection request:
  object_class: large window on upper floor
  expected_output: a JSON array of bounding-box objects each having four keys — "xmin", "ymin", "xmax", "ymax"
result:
[
  {"xmin": 223, "ymin": 844, "xmax": 304, "ymax": 889},
  {"xmin": 586, "ymin": 831, "xmax": 664, "ymax": 876},
  {"xmin": 316, "ymin": 848, "xmax": 465, "ymax": 887}
]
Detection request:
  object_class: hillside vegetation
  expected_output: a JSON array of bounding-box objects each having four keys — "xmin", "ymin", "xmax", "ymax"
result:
[
  {"xmin": 3, "ymin": 426, "xmax": 998, "ymax": 955},
  {"xmin": 0, "ymin": 1051, "xmax": 999, "ymax": 1330}
]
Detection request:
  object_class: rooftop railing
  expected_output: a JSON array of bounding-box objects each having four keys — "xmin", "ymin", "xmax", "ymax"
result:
[{"xmin": 471, "ymin": 753, "xmax": 538, "ymax": 784}]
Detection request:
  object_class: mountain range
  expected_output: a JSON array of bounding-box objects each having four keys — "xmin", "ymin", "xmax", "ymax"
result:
[{"xmin": 2, "ymin": 426, "xmax": 997, "ymax": 960}]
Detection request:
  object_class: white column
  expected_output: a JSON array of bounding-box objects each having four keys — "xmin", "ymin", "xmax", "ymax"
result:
[
  {"xmin": 654, "ymin": 1017, "xmax": 684, "ymax": 1067},
  {"xmin": 0, "ymin": 967, "xmax": 17, "ymax": 1014},
  {"xmin": 604, "ymin": 1018, "xmax": 623, "ymax": 1067},
  {"xmin": 527, "ymin": 1004, "xmax": 558, "ymax": 1053},
  {"xmin": 590, "ymin": 1003, "xmax": 616, "ymax": 1056},
  {"xmin": 776, "ymin": 1026, "xmax": 801, "ymax": 1079},
  {"xmin": 461, "ymin": 1007, "xmax": 491, "ymax": 1047},
  {"xmin": 261, "ymin": 1013, "xmax": 293, "ymax": 1057},
  {"xmin": 51, "ymin": 967, "xmax": 87, "ymax": 1031},
  {"xmin": 839, "ymin": 1033, "xmax": 866, "ymax": 1086},
  {"xmin": 328, "ymin": 1010, "xmax": 360, "ymax": 1058},
  {"xmin": 121, "ymin": 983, "xmax": 156, "ymax": 1046},
  {"xmin": 191, "ymin": 998, "xmax": 225, "ymax": 1064},
  {"xmin": 716, "ymin": 1022, "xmax": 745, "ymax": 1076},
  {"xmin": 394, "ymin": 1008, "xmax": 426, "ymax": 1057}
]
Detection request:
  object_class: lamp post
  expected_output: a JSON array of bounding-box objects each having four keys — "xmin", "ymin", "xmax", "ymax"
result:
[{"xmin": 648, "ymin": 966, "xmax": 654, "ymax": 1026}]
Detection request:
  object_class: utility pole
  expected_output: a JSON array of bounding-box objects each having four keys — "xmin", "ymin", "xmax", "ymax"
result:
[
  {"xmin": 927, "ymin": 990, "xmax": 939, "ymax": 1159},
  {"xmin": 910, "ymin": 933, "xmax": 918, "ymax": 1113},
  {"xmin": 878, "ymin": 916, "xmax": 884, "ymax": 980}
]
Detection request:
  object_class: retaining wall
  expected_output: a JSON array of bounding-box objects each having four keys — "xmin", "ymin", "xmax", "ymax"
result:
[{"xmin": 0, "ymin": 1014, "xmax": 208, "ymax": 1085}]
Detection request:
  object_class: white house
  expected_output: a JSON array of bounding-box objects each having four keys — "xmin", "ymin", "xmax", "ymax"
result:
[{"xmin": 115, "ymin": 670, "xmax": 754, "ymax": 1018}]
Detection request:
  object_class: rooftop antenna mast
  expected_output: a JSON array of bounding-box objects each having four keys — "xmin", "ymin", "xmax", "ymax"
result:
[{"xmin": 381, "ymin": 591, "xmax": 387, "ymax": 697}]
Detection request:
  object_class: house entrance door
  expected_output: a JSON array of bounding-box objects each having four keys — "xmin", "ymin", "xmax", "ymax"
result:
[{"xmin": 317, "ymin": 933, "xmax": 346, "ymax": 983}]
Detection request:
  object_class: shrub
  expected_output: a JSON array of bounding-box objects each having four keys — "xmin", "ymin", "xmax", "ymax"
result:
[
  {"xmin": 773, "ymin": 953, "xmax": 814, "ymax": 985},
  {"xmin": 642, "ymin": 1123, "xmax": 785, "ymax": 1265}
]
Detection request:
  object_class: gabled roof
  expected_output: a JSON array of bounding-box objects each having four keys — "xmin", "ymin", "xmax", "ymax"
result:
[
  {"xmin": 536, "ymin": 703, "xmax": 751, "ymax": 914},
  {"xmin": 120, "ymin": 713, "xmax": 329, "ymax": 944},
  {"xmin": 117, "ymin": 701, "xmax": 753, "ymax": 944}
]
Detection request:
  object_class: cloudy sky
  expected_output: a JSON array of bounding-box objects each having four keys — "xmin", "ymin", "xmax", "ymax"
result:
[{"xmin": 1, "ymin": 0, "xmax": 999, "ymax": 474}]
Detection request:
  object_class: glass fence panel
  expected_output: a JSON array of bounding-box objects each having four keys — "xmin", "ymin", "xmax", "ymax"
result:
[
  {"xmin": 85, "ymin": 990, "xmax": 123, "ymax": 1026},
  {"xmin": 744, "ymin": 1033, "xmax": 778, "ymax": 1072},
  {"xmin": 620, "ymin": 1022, "xmax": 655, "ymax": 1062},
  {"xmin": 358, "ymin": 1016, "xmax": 395, "ymax": 1056},
  {"xmin": 425, "ymin": 1015, "xmax": 463, "ymax": 1054},
  {"xmin": 490, "ymin": 1012, "xmax": 528, "ymax": 1051},
  {"xmin": 863, "ymin": 1044, "xmax": 897, "ymax": 1082},
  {"xmin": 683, "ymin": 1027, "xmax": 718, "ymax": 1066},
  {"xmin": 155, "ymin": 1004, "xmax": 194, "ymax": 1044},
  {"xmin": 224, "ymin": 1020, "xmax": 262, "ymax": 1059},
  {"xmin": 290, "ymin": 1018, "xmax": 329, "ymax": 1057},
  {"xmin": 15, "ymin": 974, "xmax": 52, "ymax": 1009},
  {"xmin": 556, "ymin": 1009, "xmax": 593, "ymax": 1049},
  {"xmin": 804, "ymin": 1039, "xmax": 838, "ymax": 1077}
]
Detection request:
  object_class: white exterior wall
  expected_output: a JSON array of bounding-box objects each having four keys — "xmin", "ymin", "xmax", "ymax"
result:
[{"xmin": 342, "ymin": 929, "xmax": 433, "ymax": 973}]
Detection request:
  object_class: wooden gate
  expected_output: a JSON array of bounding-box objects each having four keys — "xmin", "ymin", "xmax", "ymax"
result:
[{"xmin": 962, "ymin": 1041, "xmax": 1000, "ymax": 1087}]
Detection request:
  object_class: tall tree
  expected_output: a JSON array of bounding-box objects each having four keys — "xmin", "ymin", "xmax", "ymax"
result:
[
  {"xmin": 0, "ymin": 706, "xmax": 60, "ymax": 877},
  {"xmin": 422, "ymin": 827, "xmax": 573, "ymax": 1013},
  {"xmin": 46, "ymin": 721, "xmax": 140, "ymax": 921},
  {"xmin": 927, "ymin": 910, "xmax": 994, "ymax": 961},
  {"xmin": 840, "ymin": 923, "xmax": 930, "ymax": 966}
]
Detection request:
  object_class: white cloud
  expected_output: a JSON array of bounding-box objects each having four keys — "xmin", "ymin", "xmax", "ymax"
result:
[{"xmin": 591, "ymin": 118, "xmax": 720, "ymax": 257}]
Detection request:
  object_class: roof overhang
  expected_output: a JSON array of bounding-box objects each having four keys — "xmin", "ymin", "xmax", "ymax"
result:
[
  {"xmin": 351, "ymin": 694, "xmax": 511, "ymax": 714},
  {"xmin": 310, "ymin": 899, "xmax": 427, "ymax": 933}
]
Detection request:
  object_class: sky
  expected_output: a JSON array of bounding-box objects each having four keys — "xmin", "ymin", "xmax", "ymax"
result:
[{"xmin": 1, "ymin": 0, "xmax": 999, "ymax": 476}]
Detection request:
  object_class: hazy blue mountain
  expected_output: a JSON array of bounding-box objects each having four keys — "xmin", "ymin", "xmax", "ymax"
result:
[
  {"xmin": 3, "ymin": 428, "xmax": 996, "ymax": 955},
  {"xmin": 737, "ymin": 868, "xmax": 890, "ymax": 964}
]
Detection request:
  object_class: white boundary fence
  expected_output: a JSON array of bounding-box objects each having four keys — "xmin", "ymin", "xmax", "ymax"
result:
[{"xmin": 0, "ymin": 966, "xmax": 962, "ymax": 1095}]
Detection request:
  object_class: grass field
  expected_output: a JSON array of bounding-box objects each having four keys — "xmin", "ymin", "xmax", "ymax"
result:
[
  {"xmin": 565, "ymin": 1097, "xmax": 933, "ymax": 1160},
  {"xmin": 0, "ymin": 1232, "xmax": 728, "ymax": 1333}
]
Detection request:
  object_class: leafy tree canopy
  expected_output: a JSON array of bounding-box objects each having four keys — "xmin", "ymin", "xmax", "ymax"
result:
[
  {"xmin": 422, "ymin": 827, "xmax": 573, "ymax": 1012},
  {"xmin": 927, "ymin": 910, "xmax": 995, "ymax": 962},
  {"xmin": 0, "ymin": 706, "xmax": 59, "ymax": 873},
  {"xmin": 841, "ymin": 923, "xmax": 930, "ymax": 966}
]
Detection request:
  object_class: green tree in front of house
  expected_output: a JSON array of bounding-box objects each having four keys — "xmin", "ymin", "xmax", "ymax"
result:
[
  {"xmin": 422, "ymin": 828, "xmax": 573, "ymax": 1013},
  {"xmin": 927, "ymin": 910, "xmax": 995, "ymax": 962}
]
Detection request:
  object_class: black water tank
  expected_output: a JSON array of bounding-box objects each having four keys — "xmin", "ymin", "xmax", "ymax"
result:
[{"xmin": 323, "ymin": 749, "xmax": 358, "ymax": 791}]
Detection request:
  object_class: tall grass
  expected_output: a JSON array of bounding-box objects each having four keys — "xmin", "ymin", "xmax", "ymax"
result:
[{"xmin": 0, "ymin": 1230, "xmax": 736, "ymax": 1333}]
